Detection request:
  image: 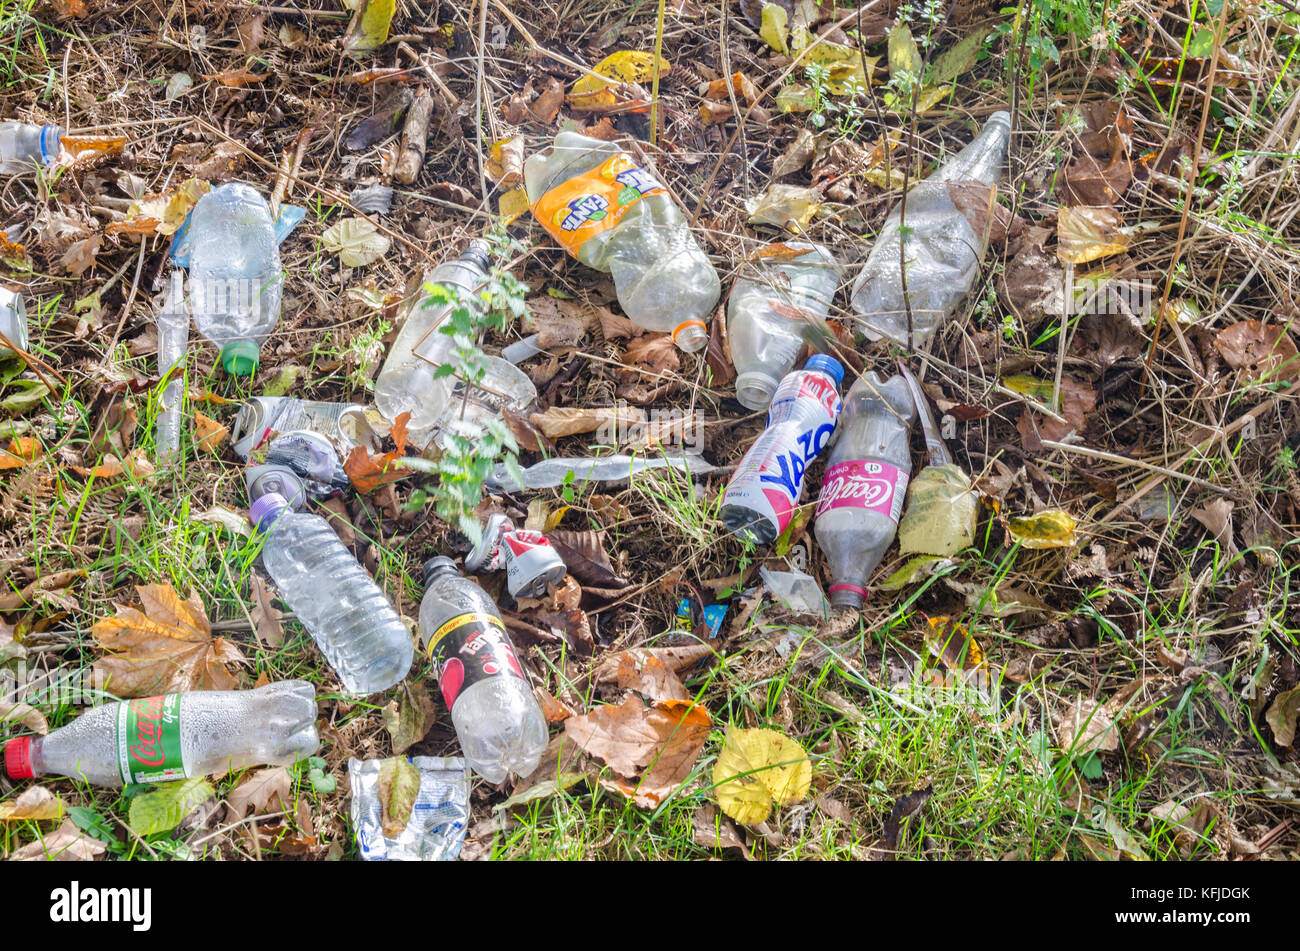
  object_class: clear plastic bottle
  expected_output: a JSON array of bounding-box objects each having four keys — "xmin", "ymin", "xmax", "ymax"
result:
[
  {"xmin": 2, "ymin": 681, "xmax": 319, "ymax": 787},
  {"xmin": 0, "ymin": 286, "xmax": 29, "ymax": 354},
  {"xmin": 850, "ymin": 111, "xmax": 1011, "ymax": 347},
  {"xmin": 375, "ymin": 241, "xmax": 536, "ymax": 450},
  {"xmin": 187, "ymin": 182, "xmax": 283, "ymax": 376},
  {"xmin": 814, "ymin": 373, "xmax": 916, "ymax": 610},
  {"xmin": 728, "ymin": 242, "xmax": 842, "ymax": 410},
  {"xmin": 251, "ymin": 492, "xmax": 414, "ymax": 696},
  {"xmin": 419, "ymin": 557, "xmax": 547, "ymax": 784},
  {"xmin": 720, "ymin": 354, "xmax": 844, "ymax": 545},
  {"xmin": 0, "ymin": 122, "xmax": 62, "ymax": 174},
  {"xmin": 524, "ymin": 131, "xmax": 720, "ymax": 352},
  {"xmin": 155, "ymin": 271, "xmax": 188, "ymax": 463}
]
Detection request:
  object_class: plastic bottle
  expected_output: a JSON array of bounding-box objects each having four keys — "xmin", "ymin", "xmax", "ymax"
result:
[
  {"xmin": 187, "ymin": 182, "xmax": 283, "ymax": 376},
  {"xmin": 850, "ymin": 111, "xmax": 1011, "ymax": 347},
  {"xmin": 251, "ymin": 493, "xmax": 414, "ymax": 695},
  {"xmin": 814, "ymin": 373, "xmax": 916, "ymax": 609},
  {"xmin": 3, "ymin": 681, "xmax": 319, "ymax": 787},
  {"xmin": 0, "ymin": 286, "xmax": 29, "ymax": 354},
  {"xmin": 419, "ymin": 557, "xmax": 547, "ymax": 784},
  {"xmin": 485, "ymin": 450, "xmax": 719, "ymax": 491},
  {"xmin": 0, "ymin": 122, "xmax": 62, "ymax": 174},
  {"xmin": 720, "ymin": 354, "xmax": 844, "ymax": 545},
  {"xmin": 375, "ymin": 240, "xmax": 536, "ymax": 450},
  {"xmin": 728, "ymin": 242, "xmax": 842, "ymax": 411},
  {"xmin": 155, "ymin": 271, "xmax": 188, "ymax": 463},
  {"xmin": 524, "ymin": 131, "xmax": 720, "ymax": 352}
]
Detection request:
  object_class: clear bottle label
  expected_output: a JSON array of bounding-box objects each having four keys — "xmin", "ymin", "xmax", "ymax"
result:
[
  {"xmin": 116, "ymin": 695, "xmax": 185, "ymax": 784},
  {"xmin": 425, "ymin": 612, "xmax": 527, "ymax": 710},
  {"xmin": 816, "ymin": 460, "xmax": 909, "ymax": 523},
  {"xmin": 531, "ymin": 154, "xmax": 665, "ymax": 255}
]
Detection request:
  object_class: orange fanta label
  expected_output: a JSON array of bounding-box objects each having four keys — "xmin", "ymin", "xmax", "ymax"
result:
[{"xmin": 529, "ymin": 153, "xmax": 665, "ymax": 256}]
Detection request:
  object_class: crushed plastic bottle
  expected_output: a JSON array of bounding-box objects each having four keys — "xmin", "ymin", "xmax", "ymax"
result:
[
  {"xmin": 375, "ymin": 240, "xmax": 536, "ymax": 450},
  {"xmin": 814, "ymin": 373, "xmax": 916, "ymax": 609},
  {"xmin": 0, "ymin": 286, "xmax": 29, "ymax": 354},
  {"xmin": 3, "ymin": 681, "xmax": 318, "ymax": 787},
  {"xmin": 0, "ymin": 122, "xmax": 62, "ymax": 174},
  {"xmin": 728, "ymin": 242, "xmax": 842, "ymax": 410},
  {"xmin": 524, "ymin": 131, "xmax": 720, "ymax": 351},
  {"xmin": 251, "ymin": 493, "xmax": 414, "ymax": 695},
  {"xmin": 720, "ymin": 354, "xmax": 844, "ymax": 545},
  {"xmin": 465, "ymin": 513, "xmax": 567, "ymax": 599},
  {"xmin": 187, "ymin": 182, "xmax": 283, "ymax": 376},
  {"xmin": 850, "ymin": 111, "xmax": 1011, "ymax": 347},
  {"xmin": 155, "ymin": 272, "xmax": 188, "ymax": 464},
  {"xmin": 485, "ymin": 450, "xmax": 718, "ymax": 492},
  {"xmin": 419, "ymin": 557, "xmax": 547, "ymax": 784}
]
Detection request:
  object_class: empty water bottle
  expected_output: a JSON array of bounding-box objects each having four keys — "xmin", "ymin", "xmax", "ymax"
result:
[
  {"xmin": 815, "ymin": 373, "xmax": 915, "ymax": 609},
  {"xmin": 720, "ymin": 354, "xmax": 844, "ymax": 545},
  {"xmin": 0, "ymin": 286, "xmax": 29, "ymax": 354},
  {"xmin": 3, "ymin": 681, "xmax": 318, "ymax": 787},
  {"xmin": 524, "ymin": 131, "xmax": 720, "ymax": 351},
  {"xmin": 419, "ymin": 557, "xmax": 547, "ymax": 784},
  {"xmin": 251, "ymin": 493, "xmax": 414, "ymax": 695},
  {"xmin": 728, "ymin": 242, "xmax": 842, "ymax": 410},
  {"xmin": 155, "ymin": 272, "xmax": 188, "ymax": 463},
  {"xmin": 187, "ymin": 182, "xmax": 283, "ymax": 376},
  {"xmin": 0, "ymin": 122, "xmax": 61, "ymax": 174},
  {"xmin": 850, "ymin": 111, "xmax": 1011, "ymax": 347},
  {"xmin": 376, "ymin": 240, "xmax": 536, "ymax": 450}
]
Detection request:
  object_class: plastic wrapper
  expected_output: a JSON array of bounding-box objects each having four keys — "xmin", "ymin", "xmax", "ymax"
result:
[{"xmin": 348, "ymin": 756, "xmax": 470, "ymax": 861}]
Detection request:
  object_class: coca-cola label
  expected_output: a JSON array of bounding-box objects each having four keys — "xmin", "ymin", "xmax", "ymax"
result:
[
  {"xmin": 816, "ymin": 459, "xmax": 909, "ymax": 523},
  {"xmin": 426, "ymin": 612, "xmax": 527, "ymax": 711},
  {"xmin": 116, "ymin": 694, "xmax": 185, "ymax": 785}
]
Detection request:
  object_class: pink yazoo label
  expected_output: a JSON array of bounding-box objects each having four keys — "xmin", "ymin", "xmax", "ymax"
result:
[{"xmin": 816, "ymin": 459, "xmax": 909, "ymax": 523}]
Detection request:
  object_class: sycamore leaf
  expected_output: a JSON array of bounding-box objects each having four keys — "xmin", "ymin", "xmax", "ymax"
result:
[
  {"xmin": 713, "ymin": 726, "xmax": 812, "ymax": 825},
  {"xmin": 127, "ymin": 777, "xmax": 214, "ymax": 836},
  {"xmin": 92, "ymin": 583, "xmax": 245, "ymax": 696},
  {"xmin": 898, "ymin": 463, "xmax": 978, "ymax": 557},
  {"xmin": 377, "ymin": 756, "xmax": 420, "ymax": 837},
  {"xmin": 321, "ymin": 217, "xmax": 390, "ymax": 268},
  {"xmin": 342, "ymin": 0, "xmax": 395, "ymax": 53},
  {"xmin": 225, "ymin": 766, "xmax": 292, "ymax": 823},
  {"xmin": 0, "ymin": 786, "xmax": 65, "ymax": 822},
  {"xmin": 1006, "ymin": 510, "xmax": 1078, "ymax": 549}
]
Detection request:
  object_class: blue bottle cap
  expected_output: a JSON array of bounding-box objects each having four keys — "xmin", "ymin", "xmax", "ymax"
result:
[{"xmin": 804, "ymin": 354, "xmax": 844, "ymax": 388}]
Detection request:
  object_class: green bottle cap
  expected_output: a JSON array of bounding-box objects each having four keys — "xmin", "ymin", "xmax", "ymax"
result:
[{"xmin": 220, "ymin": 340, "xmax": 260, "ymax": 376}]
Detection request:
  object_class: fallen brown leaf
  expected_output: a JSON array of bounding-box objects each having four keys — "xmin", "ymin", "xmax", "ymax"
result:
[
  {"xmin": 10, "ymin": 819, "xmax": 104, "ymax": 860},
  {"xmin": 248, "ymin": 573, "xmax": 285, "ymax": 648},
  {"xmin": 1213, "ymin": 321, "xmax": 1300, "ymax": 384},
  {"xmin": 546, "ymin": 530, "xmax": 629, "ymax": 588},
  {"xmin": 619, "ymin": 333, "xmax": 680, "ymax": 378},
  {"xmin": 344, "ymin": 412, "xmax": 410, "ymax": 493},
  {"xmin": 195, "ymin": 411, "xmax": 229, "ymax": 452},
  {"xmin": 529, "ymin": 78, "xmax": 565, "ymax": 124},
  {"xmin": 204, "ymin": 66, "xmax": 269, "ymax": 87},
  {"xmin": 225, "ymin": 766, "xmax": 291, "ymax": 823}
]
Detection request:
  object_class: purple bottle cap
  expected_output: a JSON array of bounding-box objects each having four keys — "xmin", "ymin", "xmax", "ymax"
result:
[{"xmin": 249, "ymin": 491, "xmax": 289, "ymax": 531}]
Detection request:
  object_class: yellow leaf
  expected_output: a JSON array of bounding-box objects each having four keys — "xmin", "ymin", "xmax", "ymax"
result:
[
  {"xmin": 745, "ymin": 183, "xmax": 822, "ymax": 231},
  {"xmin": 713, "ymin": 726, "xmax": 812, "ymax": 826},
  {"xmin": 924, "ymin": 615, "xmax": 988, "ymax": 676},
  {"xmin": 0, "ymin": 786, "xmax": 65, "ymax": 822},
  {"xmin": 0, "ymin": 436, "xmax": 43, "ymax": 470},
  {"xmin": 888, "ymin": 23, "xmax": 923, "ymax": 79},
  {"xmin": 759, "ymin": 3, "xmax": 789, "ymax": 54},
  {"xmin": 1057, "ymin": 205, "xmax": 1131, "ymax": 264},
  {"xmin": 913, "ymin": 84, "xmax": 952, "ymax": 113},
  {"xmin": 802, "ymin": 38, "xmax": 876, "ymax": 94},
  {"xmin": 343, "ymin": 0, "xmax": 395, "ymax": 54},
  {"xmin": 485, "ymin": 135, "xmax": 524, "ymax": 188},
  {"xmin": 498, "ymin": 186, "xmax": 530, "ymax": 225},
  {"xmin": 1001, "ymin": 374, "xmax": 1057, "ymax": 404},
  {"xmin": 569, "ymin": 50, "xmax": 669, "ymax": 111},
  {"xmin": 117, "ymin": 178, "xmax": 210, "ymax": 237},
  {"xmin": 194, "ymin": 411, "xmax": 229, "ymax": 453},
  {"xmin": 1007, "ymin": 510, "xmax": 1078, "ymax": 549},
  {"xmin": 898, "ymin": 463, "xmax": 978, "ymax": 557}
]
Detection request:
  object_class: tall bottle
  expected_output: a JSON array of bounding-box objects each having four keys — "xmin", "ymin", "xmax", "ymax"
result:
[
  {"xmin": 0, "ymin": 122, "xmax": 62, "ymax": 174},
  {"xmin": 720, "ymin": 354, "xmax": 844, "ymax": 545},
  {"xmin": 524, "ymin": 131, "xmax": 720, "ymax": 352},
  {"xmin": 3, "ymin": 681, "xmax": 319, "ymax": 787},
  {"xmin": 814, "ymin": 373, "xmax": 915, "ymax": 610},
  {"xmin": 850, "ymin": 111, "xmax": 1011, "ymax": 348},
  {"xmin": 251, "ymin": 493, "xmax": 414, "ymax": 695},
  {"xmin": 187, "ymin": 182, "xmax": 283, "ymax": 376},
  {"xmin": 728, "ymin": 242, "xmax": 842, "ymax": 410},
  {"xmin": 155, "ymin": 271, "xmax": 188, "ymax": 463},
  {"xmin": 419, "ymin": 557, "xmax": 547, "ymax": 784}
]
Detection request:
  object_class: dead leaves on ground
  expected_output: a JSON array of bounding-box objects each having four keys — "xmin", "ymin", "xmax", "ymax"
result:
[{"xmin": 92, "ymin": 583, "xmax": 246, "ymax": 696}]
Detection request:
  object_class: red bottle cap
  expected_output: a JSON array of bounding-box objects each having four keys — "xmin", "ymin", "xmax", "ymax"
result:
[{"xmin": 4, "ymin": 736, "xmax": 33, "ymax": 780}]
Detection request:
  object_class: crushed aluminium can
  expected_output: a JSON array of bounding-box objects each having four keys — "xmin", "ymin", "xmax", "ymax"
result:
[{"xmin": 465, "ymin": 513, "xmax": 568, "ymax": 599}]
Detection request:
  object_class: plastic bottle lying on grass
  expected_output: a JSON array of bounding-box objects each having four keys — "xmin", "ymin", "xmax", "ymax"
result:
[
  {"xmin": 0, "ymin": 122, "xmax": 62, "ymax": 174},
  {"xmin": 0, "ymin": 286, "xmax": 29, "ymax": 354},
  {"xmin": 3, "ymin": 681, "xmax": 319, "ymax": 787}
]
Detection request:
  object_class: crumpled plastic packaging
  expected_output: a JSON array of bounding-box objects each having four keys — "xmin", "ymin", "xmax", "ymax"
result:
[
  {"xmin": 759, "ymin": 565, "xmax": 829, "ymax": 619},
  {"xmin": 348, "ymin": 756, "xmax": 470, "ymax": 861}
]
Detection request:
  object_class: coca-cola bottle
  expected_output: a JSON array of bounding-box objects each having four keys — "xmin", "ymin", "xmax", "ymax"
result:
[
  {"xmin": 720, "ymin": 354, "xmax": 844, "ymax": 545},
  {"xmin": 3, "ymin": 681, "xmax": 319, "ymax": 787},
  {"xmin": 815, "ymin": 373, "xmax": 915, "ymax": 609}
]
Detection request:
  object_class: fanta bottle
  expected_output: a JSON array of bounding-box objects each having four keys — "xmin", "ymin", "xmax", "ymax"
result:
[{"xmin": 524, "ymin": 131, "xmax": 720, "ymax": 352}]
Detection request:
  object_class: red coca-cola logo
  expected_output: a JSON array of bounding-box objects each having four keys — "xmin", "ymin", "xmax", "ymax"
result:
[
  {"xmin": 128, "ymin": 696, "xmax": 167, "ymax": 767},
  {"xmin": 817, "ymin": 461, "xmax": 903, "ymax": 517}
]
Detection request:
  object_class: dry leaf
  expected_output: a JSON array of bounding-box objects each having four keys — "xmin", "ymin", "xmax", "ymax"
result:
[
  {"xmin": 344, "ymin": 412, "xmax": 410, "ymax": 493},
  {"xmin": 57, "ymin": 234, "xmax": 102, "ymax": 277},
  {"xmin": 1213, "ymin": 321, "xmax": 1300, "ymax": 384},
  {"xmin": 1057, "ymin": 205, "xmax": 1131, "ymax": 264},
  {"xmin": 342, "ymin": 0, "xmax": 395, "ymax": 53},
  {"xmin": 619, "ymin": 334, "xmax": 679, "ymax": 378},
  {"xmin": 1265, "ymin": 686, "xmax": 1300, "ymax": 747},
  {"xmin": 0, "ymin": 786, "xmax": 65, "ymax": 822},
  {"xmin": 704, "ymin": 71, "xmax": 758, "ymax": 104},
  {"xmin": 745, "ymin": 183, "xmax": 822, "ymax": 231},
  {"xmin": 529, "ymin": 78, "xmax": 565, "ymax": 124},
  {"xmin": 0, "ymin": 699, "xmax": 49, "ymax": 735},
  {"xmin": 194, "ymin": 411, "xmax": 229, "ymax": 453},
  {"xmin": 70, "ymin": 449, "xmax": 156, "ymax": 480},
  {"xmin": 225, "ymin": 766, "xmax": 291, "ymax": 823},
  {"xmin": 1190, "ymin": 498, "xmax": 1236, "ymax": 554},
  {"xmin": 385, "ymin": 682, "xmax": 437, "ymax": 754},
  {"xmin": 203, "ymin": 66, "xmax": 269, "ymax": 87},
  {"xmin": 92, "ymin": 583, "xmax": 246, "ymax": 696},
  {"xmin": 485, "ymin": 135, "xmax": 524, "ymax": 188},
  {"xmin": 248, "ymin": 573, "xmax": 284, "ymax": 649},
  {"xmin": 530, "ymin": 405, "xmax": 645, "ymax": 440},
  {"xmin": 321, "ymin": 218, "xmax": 391, "ymax": 268},
  {"xmin": 593, "ymin": 645, "xmax": 713, "ymax": 689},
  {"xmin": 546, "ymin": 529, "xmax": 629, "ymax": 588},
  {"xmin": 712, "ymin": 726, "xmax": 812, "ymax": 825},
  {"xmin": 692, "ymin": 802, "xmax": 750, "ymax": 856},
  {"xmin": 1054, "ymin": 696, "xmax": 1120, "ymax": 754},
  {"xmin": 1006, "ymin": 510, "xmax": 1078, "ymax": 549},
  {"xmin": 0, "ymin": 436, "xmax": 44, "ymax": 470},
  {"xmin": 10, "ymin": 819, "xmax": 105, "ymax": 860},
  {"xmin": 378, "ymin": 755, "xmax": 421, "ymax": 836}
]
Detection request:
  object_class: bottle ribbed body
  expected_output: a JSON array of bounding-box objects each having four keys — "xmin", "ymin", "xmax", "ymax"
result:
[{"xmin": 262, "ymin": 513, "xmax": 413, "ymax": 695}]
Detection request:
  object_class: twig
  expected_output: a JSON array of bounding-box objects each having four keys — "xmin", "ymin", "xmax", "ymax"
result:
[
  {"xmin": 1039, "ymin": 439, "xmax": 1230, "ymax": 495},
  {"xmin": 473, "ymin": 0, "xmax": 491, "ymax": 213},
  {"xmin": 0, "ymin": 331, "xmax": 66, "ymax": 388},
  {"xmin": 650, "ymin": 0, "xmax": 668, "ymax": 147},
  {"xmin": 1052, "ymin": 261, "xmax": 1073, "ymax": 415}
]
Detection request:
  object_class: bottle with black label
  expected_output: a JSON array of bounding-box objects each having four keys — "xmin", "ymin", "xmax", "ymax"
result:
[{"xmin": 419, "ymin": 557, "xmax": 548, "ymax": 784}]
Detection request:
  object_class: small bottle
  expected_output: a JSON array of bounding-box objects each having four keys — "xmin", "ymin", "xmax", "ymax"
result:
[
  {"xmin": 464, "ymin": 513, "xmax": 568, "ymax": 599},
  {"xmin": 814, "ymin": 373, "xmax": 916, "ymax": 610},
  {"xmin": 3, "ymin": 681, "xmax": 319, "ymax": 787},
  {"xmin": 155, "ymin": 271, "xmax": 188, "ymax": 463},
  {"xmin": 850, "ymin": 111, "xmax": 1011, "ymax": 347},
  {"xmin": 419, "ymin": 557, "xmax": 548, "ymax": 784},
  {"xmin": 375, "ymin": 241, "xmax": 535, "ymax": 450},
  {"xmin": 728, "ymin": 242, "xmax": 842, "ymax": 411},
  {"xmin": 187, "ymin": 182, "xmax": 283, "ymax": 376},
  {"xmin": 251, "ymin": 493, "xmax": 414, "ymax": 696},
  {"xmin": 524, "ymin": 131, "xmax": 720, "ymax": 351},
  {"xmin": 720, "ymin": 354, "xmax": 844, "ymax": 545},
  {"xmin": 0, "ymin": 122, "xmax": 62, "ymax": 174}
]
